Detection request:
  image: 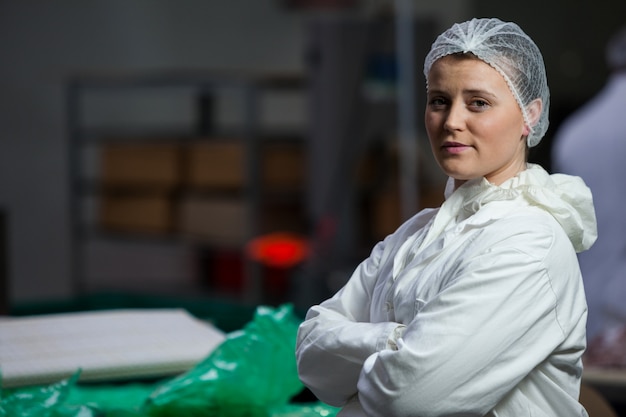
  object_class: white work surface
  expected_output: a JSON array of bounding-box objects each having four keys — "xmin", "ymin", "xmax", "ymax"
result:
[{"xmin": 0, "ymin": 309, "xmax": 225, "ymax": 388}]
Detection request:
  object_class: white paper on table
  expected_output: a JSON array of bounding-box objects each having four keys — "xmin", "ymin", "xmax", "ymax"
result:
[{"xmin": 0, "ymin": 308, "xmax": 226, "ymax": 388}]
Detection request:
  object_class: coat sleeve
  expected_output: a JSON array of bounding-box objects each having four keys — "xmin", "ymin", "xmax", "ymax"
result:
[
  {"xmin": 356, "ymin": 219, "xmax": 586, "ymax": 417},
  {"xmin": 295, "ymin": 237, "xmax": 405, "ymax": 406}
]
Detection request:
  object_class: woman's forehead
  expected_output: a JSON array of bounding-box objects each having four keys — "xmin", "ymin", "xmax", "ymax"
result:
[{"xmin": 427, "ymin": 56, "xmax": 509, "ymax": 92}]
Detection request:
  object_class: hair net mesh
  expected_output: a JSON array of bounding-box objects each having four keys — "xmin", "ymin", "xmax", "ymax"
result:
[{"xmin": 423, "ymin": 18, "xmax": 550, "ymax": 147}]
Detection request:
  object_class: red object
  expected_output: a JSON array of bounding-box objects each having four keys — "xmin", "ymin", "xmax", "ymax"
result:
[{"xmin": 246, "ymin": 232, "xmax": 309, "ymax": 268}]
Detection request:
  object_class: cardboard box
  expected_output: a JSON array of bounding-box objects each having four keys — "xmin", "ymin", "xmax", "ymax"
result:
[
  {"xmin": 370, "ymin": 185, "xmax": 445, "ymax": 240},
  {"xmin": 100, "ymin": 193, "xmax": 174, "ymax": 235},
  {"xmin": 178, "ymin": 196, "xmax": 248, "ymax": 246},
  {"xmin": 184, "ymin": 141, "xmax": 246, "ymax": 189},
  {"xmin": 262, "ymin": 143, "xmax": 305, "ymax": 190},
  {"xmin": 184, "ymin": 140, "xmax": 306, "ymax": 190},
  {"xmin": 101, "ymin": 143, "xmax": 182, "ymax": 189}
]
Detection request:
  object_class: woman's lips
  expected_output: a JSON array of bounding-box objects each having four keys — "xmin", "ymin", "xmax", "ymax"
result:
[{"xmin": 442, "ymin": 142, "xmax": 471, "ymax": 154}]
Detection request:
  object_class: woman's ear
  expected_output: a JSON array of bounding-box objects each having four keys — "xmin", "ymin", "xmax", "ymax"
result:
[{"xmin": 523, "ymin": 99, "xmax": 542, "ymax": 136}]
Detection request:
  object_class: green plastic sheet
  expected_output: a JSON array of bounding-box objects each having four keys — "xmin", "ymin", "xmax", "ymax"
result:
[{"xmin": 1, "ymin": 304, "xmax": 338, "ymax": 417}]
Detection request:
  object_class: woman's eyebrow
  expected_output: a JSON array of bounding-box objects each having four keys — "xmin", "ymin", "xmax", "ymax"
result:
[
  {"xmin": 427, "ymin": 88, "xmax": 499, "ymax": 101},
  {"xmin": 426, "ymin": 88, "xmax": 448, "ymax": 96},
  {"xmin": 463, "ymin": 89, "xmax": 498, "ymax": 100}
]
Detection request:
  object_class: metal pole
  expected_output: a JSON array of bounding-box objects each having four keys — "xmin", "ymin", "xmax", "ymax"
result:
[
  {"xmin": 242, "ymin": 82, "xmax": 262, "ymax": 304},
  {"xmin": 67, "ymin": 81, "xmax": 85, "ymax": 296},
  {"xmin": 0, "ymin": 209, "xmax": 8, "ymax": 314},
  {"xmin": 395, "ymin": 0, "xmax": 419, "ymax": 220}
]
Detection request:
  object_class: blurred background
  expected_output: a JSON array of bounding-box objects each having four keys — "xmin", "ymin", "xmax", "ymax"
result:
[{"xmin": 0, "ymin": 0, "xmax": 624, "ymax": 313}]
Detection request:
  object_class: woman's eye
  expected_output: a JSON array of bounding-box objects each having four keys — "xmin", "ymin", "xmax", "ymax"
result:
[
  {"xmin": 470, "ymin": 99, "xmax": 489, "ymax": 109},
  {"xmin": 428, "ymin": 98, "xmax": 447, "ymax": 107}
]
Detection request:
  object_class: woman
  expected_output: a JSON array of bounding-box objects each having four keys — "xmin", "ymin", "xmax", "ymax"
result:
[{"xmin": 296, "ymin": 18, "xmax": 597, "ymax": 416}]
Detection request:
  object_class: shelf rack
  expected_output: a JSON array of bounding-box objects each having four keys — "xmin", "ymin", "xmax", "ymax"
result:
[{"xmin": 66, "ymin": 69, "xmax": 307, "ymax": 304}]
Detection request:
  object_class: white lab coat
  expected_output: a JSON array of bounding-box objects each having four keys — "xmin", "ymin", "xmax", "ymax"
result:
[
  {"xmin": 296, "ymin": 164, "xmax": 597, "ymax": 417},
  {"xmin": 552, "ymin": 72, "xmax": 626, "ymax": 341}
]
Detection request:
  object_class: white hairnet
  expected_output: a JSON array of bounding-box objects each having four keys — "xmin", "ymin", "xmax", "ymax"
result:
[{"xmin": 424, "ymin": 18, "xmax": 550, "ymax": 148}]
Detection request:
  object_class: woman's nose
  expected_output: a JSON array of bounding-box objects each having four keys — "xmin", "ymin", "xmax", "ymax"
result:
[{"xmin": 443, "ymin": 103, "xmax": 465, "ymax": 131}]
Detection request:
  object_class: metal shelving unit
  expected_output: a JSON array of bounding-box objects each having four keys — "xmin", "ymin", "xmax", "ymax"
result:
[{"xmin": 66, "ymin": 69, "xmax": 306, "ymax": 304}]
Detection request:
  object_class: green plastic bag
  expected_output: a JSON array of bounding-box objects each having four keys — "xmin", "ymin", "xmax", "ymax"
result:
[
  {"xmin": 0, "ymin": 371, "xmax": 100, "ymax": 417},
  {"xmin": 143, "ymin": 304, "xmax": 304, "ymax": 417},
  {"xmin": 66, "ymin": 383, "xmax": 154, "ymax": 416},
  {"xmin": 271, "ymin": 403, "xmax": 339, "ymax": 417}
]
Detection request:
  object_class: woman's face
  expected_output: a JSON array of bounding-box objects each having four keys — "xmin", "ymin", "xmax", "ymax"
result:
[{"xmin": 425, "ymin": 55, "xmax": 527, "ymax": 187}]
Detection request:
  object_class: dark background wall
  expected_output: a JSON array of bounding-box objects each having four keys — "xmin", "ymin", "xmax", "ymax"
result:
[
  {"xmin": 0, "ymin": 0, "xmax": 308, "ymax": 303},
  {"xmin": 474, "ymin": 0, "xmax": 626, "ymax": 170},
  {"xmin": 0, "ymin": 0, "xmax": 622, "ymax": 306}
]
